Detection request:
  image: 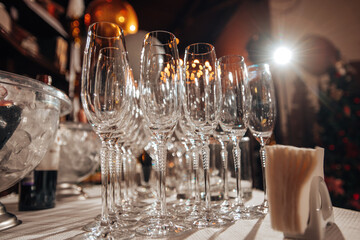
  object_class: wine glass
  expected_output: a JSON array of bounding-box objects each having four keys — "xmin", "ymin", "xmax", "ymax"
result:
[
  {"xmin": 183, "ymin": 43, "xmax": 230, "ymax": 227},
  {"xmin": 136, "ymin": 30, "xmax": 190, "ymax": 237},
  {"xmin": 218, "ymin": 55, "xmax": 258, "ymax": 220},
  {"xmin": 246, "ymin": 63, "xmax": 276, "ymax": 215},
  {"xmin": 174, "ymin": 58, "xmax": 202, "ymax": 218},
  {"xmin": 80, "ymin": 22, "xmax": 134, "ymax": 239}
]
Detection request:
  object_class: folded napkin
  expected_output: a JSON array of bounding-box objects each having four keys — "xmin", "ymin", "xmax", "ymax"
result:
[{"xmin": 265, "ymin": 145, "xmax": 324, "ymax": 235}]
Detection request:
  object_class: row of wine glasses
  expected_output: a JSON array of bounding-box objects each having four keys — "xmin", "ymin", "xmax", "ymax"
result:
[
  {"xmin": 80, "ymin": 22, "xmax": 151, "ymax": 239},
  {"xmin": 181, "ymin": 44, "xmax": 277, "ymax": 225},
  {"xmin": 79, "ymin": 21, "xmax": 277, "ymax": 239},
  {"xmin": 81, "ymin": 22, "xmax": 131, "ymax": 239}
]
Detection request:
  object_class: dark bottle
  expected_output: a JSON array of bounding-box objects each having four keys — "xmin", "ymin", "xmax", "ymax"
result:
[
  {"xmin": 139, "ymin": 150, "xmax": 152, "ymax": 186},
  {"xmin": 18, "ymin": 170, "xmax": 58, "ymax": 210},
  {"xmin": 18, "ymin": 75, "xmax": 60, "ymax": 211}
]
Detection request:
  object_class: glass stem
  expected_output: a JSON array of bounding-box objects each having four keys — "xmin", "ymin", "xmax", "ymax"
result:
[
  {"xmin": 125, "ymin": 151, "xmax": 130, "ymax": 203},
  {"xmin": 129, "ymin": 154, "xmax": 136, "ymax": 200},
  {"xmin": 192, "ymin": 147, "xmax": 200, "ymax": 203},
  {"xmin": 232, "ymin": 136, "xmax": 244, "ymax": 207},
  {"xmin": 122, "ymin": 149, "xmax": 129, "ymax": 204},
  {"xmin": 201, "ymin": 139, "xmax": 211, "ymax": 211},
  {"xmin": 151, "ymin": 150, "xmax": 160, "ymax": 204},
  {"xmin": 185, "ymin": 152, "xmax": 192, "ymax": 200},
  {"xmin": 260, "ymin": 143, "xmax": 268, "ymax": 206},
  {"xmin": 220, "ymin": 140, "xmax": 229, "ymax": 201},
  {"xmin": 157, "ymin": 141, "xmax": 167, "ymax": 217},
  {"xmin": 100, "ymin": 140, "xmax": 109, "ymax": 224},
  {"xmin": 107, "ymin": 140, "xmax": 116, "ymax": 215},
  {"xmin": 115, "ymin": 143, "xmax": 122, "ymax": 209}
]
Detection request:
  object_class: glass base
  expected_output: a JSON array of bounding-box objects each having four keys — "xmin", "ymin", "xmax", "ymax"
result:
[
  {"xmin": 131, "ymin": 200, "xmax": 151, "ymax": 209},
  {"xmin": 184, "ymin": 202, "xmax": 205, "ymax": 221},
  {"xmin": 136, "ymin": 186, "xmax": 155, "ymax": 199},
  {"xmin": 229, "ymin": 205, "xmax": 261, "ymax": 220},
  {"xmin": 136, "ymin": 219, "xmax": 191, "ymax": 238},
  {"xmin": 140, "ymin": 211, "xmax": 177, "ymax": 224},
  {"xmin": 251, "ymin": 202, "xmax": 269, "ymax": 215},
  {"xmin": 171, "ymin": 199, "xmax": 200, "ymax": 217},
  {"xmin": 79, "ymin": 219, "xmax": 136, "ymax": 239},
  {"xmin": 216, "ymin": 200, "xmax": 232, "ymax": 214},
  {"xmin": 83, "ymin": 220, "xmax": 104, "ymax": 232},
  {"xmin": 189, "ymin": 211, "xmax": 232, "ymax": 228},
  {"xmin": 94, "ymin": 210, "xmax": 139, "ymax": 221},
  {"xmin": 113, "ymin": 219, "xmax": 138, "ymax": 228},
  {"xmin": 116, "ymin": 209, "xmax": 140, "ymax": 220},
  {"xmin": 121, "ymin": 202, "xmax": 143, "ymax": 214},
  {"xmin": 141, "ymin": 201, "xmax": 177, "ymax": 218},
  {"xmin": 170, "ymin": 198, "xmax": 192, "ymax": 207},
  {"xmin": 170, "ymin": 198, "xmax": 192, "ymax": 208},
  {"xmin": 174, "ymin": 204, "xmax": 194, "ymax": 216},
  {"xmin": 83, "ymin": 217, "xmax": 136, "ymax": 232}
]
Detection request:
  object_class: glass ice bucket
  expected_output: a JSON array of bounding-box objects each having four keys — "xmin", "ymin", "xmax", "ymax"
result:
[{"xmin": 0, "ymin": 70, "xmax": 71, "ymax": 231}]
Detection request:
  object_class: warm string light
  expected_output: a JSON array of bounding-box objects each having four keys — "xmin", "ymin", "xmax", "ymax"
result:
[
  {"xmin": 185, "ymin": 59, "xmax": 215, "ymax": 84},
  {"xmin": 70, "ymin": 20, "xmax": 81, "ymax": 44},
  {"xmin": 84, "ymin": 0, "xmax": 138, "ymax": 35},
  {"xmin": 159, "ymin": 61, "xmax": 176, "ymax": 84}
]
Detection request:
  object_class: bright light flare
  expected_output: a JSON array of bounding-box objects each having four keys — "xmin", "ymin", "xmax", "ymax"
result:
[
  {"xmin": 129, "ymin": 25, "xmax": 136, "ymax": 32},
  {"xmin": 274, "ymin": 47, "xmax": 292, "ymax": 65}
]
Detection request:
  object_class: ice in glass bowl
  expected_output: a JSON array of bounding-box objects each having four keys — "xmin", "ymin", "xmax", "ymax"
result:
[{"xmin": 0, "ymin": 70, "xmax": 71, "ymax": 192}]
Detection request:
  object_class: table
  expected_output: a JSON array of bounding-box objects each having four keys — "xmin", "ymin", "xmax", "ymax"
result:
[{"xmin": 0, "ymin": 186, "xmax": 359, "ymax": 240}]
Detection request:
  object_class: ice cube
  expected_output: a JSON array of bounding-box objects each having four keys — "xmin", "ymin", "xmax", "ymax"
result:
[
  {"xmin": 21, "ymin": 108, "xmax": 58, "ymax": 140},
  {"xmin": 12, "ymin": 129, "xmax": 32, "ymax": 154},
  {"xmin": 0, "ymin": 130, "xmax": 31, "ymax": 172},
  {"xmin": 0, "ymin": 144, "xmax": 12, "ymax": 167}
]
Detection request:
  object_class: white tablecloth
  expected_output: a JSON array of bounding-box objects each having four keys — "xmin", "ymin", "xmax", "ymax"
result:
[{"xmin": 0, "ymin": 186, "xmax": 359, "ymax": 240}]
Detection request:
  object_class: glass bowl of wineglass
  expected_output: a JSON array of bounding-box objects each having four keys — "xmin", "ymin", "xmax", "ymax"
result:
[{"xmin": 0, "ymin": 70, "xmax": 71, "ymax": 231}]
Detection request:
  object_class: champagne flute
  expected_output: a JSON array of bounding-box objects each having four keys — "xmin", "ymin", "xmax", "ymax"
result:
[
  {"xmin": 136, "ymin": 30, "xmax": 190, "ymax": 237},
  {"xmin": 94, "ymin": 47, "xmax": 136, "ymax": 236},
  {"xmin": 183, "ymin": 43, "xmax": 230, "ymax": 227},
  {"xmin": 80, "ymin": 22, "xmax": 134, "ymax": 239},
  {"xmin": 218, "ymin": 55, "xmax": 257, "ymax": 220},
  {"xmin": 246, "ymin": 63, "xmax": 276, "ymax": 215},
  {"xmin": 91, "ymin": 60, "xmax": 140, "ymax": 230},
  {"xmin": 175, "ymin": 58, "xmax": 202, "ymax": 218}
]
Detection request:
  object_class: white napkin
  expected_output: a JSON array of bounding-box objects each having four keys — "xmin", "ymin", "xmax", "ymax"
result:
[{"xmin": 265, "ymin": 145, "xmax": 324, "ymax": 235}]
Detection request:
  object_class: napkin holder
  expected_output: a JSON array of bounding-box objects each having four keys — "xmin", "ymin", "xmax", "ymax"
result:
[{"xmin": 284, "ymin": 175, "xmax": 334, "ymax": 240}]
